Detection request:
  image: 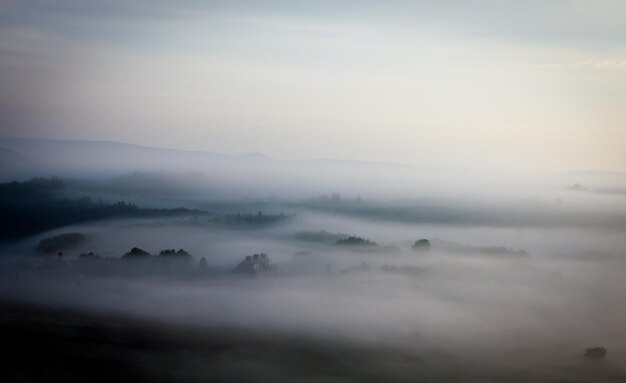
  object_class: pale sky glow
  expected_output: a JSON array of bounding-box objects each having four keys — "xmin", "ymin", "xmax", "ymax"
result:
[{"xmin": 1, "ymin": 1, "xmax": 625, "ymax": 172}]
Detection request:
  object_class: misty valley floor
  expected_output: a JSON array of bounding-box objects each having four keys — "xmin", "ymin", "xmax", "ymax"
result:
[
  {"xmin": 1, "ymin": 176, "xmax": 626, "ymax": 383},
  {"xmin": 1, "ymin": 301, "xmax": 623, "ymax": 383}
]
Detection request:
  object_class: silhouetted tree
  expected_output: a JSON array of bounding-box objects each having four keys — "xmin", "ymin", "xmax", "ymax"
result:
[
  {"xmin": 412, "ymin": 239, "xmax": 431, "ymax": 252},
  {"xmin": 122, "ymin": 247, "xmax": 150, "ymax": 259},
  {"xmin": 584, "ymin": 347, "xmax": 607, "ymax": 360},
  {"xmin": 35, "ymin": 233, "xmax": 85, "ymax": 253},
  {"xmin": 159, "ymin": 248, "xmax": 191, "ymax": 258},
  {"xmin": 335, "ymin": 236, "xmax": 377, "ymax": 247}
]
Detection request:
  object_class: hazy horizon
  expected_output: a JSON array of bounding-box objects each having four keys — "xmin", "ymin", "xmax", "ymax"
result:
[
  {"xmin": 2, "ymin": 135, "xmax": 626, "ymax": 176},
  {"xmin": 2, "ymin": 1, "xmax": 625, "ymax": 172}
]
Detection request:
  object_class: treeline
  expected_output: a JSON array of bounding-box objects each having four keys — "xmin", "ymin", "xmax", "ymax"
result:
[
  {"xmin": 211, "ymin": 211, "xmax": 291, "ymax": 226},
  {"xmin": 33, "ymin": 247, "xmax": 202, "ymax": 277},
  {"xmin": 0, "ymin": 178, "xmax": 207, "ymax": 241}
]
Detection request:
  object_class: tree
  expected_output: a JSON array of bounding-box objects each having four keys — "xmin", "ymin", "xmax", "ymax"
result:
[
  {"xmin": 412, "ymin": 239, "xmax": 431, "ymax": 252},
  {"xmin": 159, "ymin": 248, "xmax": 191, "ymax": 258},
  {"xmin": 335, "ymin": 236, "xmax": 377, "ymax": 247},
  {"xmin": 123, "ymin": 247, "xmax": 150, "ymax": 258}
]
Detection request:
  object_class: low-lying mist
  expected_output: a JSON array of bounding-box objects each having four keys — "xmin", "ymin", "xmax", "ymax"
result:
[
  {"xmin": 2, "ymin": 210, "xmax": 626, "ymax": 377},
  {"xmin": 1, "ymin": 138, "xmax": 626, "ymax": 380}
]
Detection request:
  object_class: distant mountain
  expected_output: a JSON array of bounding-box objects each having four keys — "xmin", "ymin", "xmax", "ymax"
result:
[
  {"xmin": 0, "ymin": 137, "xmax": 238, "ymax": 178},
  {"xmin": 0, "ymin": 137, "xmax": 416, "ymax": 177},
  {"xmin": 1, "ymin": 137, "xmax": 625, "ymax": 200},
  {"xmin": 0, "ymin": 137, "xmax": 431, "ymax": 199}
]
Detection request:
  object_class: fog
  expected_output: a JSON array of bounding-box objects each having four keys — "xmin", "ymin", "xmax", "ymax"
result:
[
  {"xmin": 1, "ymin": 139, "xmax": 626, "ymax": 381},
  {"xmin": 3, "ymin": 212, "xmax": 626, "ymax": 376},
  {"xmin": 4, "ymin": 137, "xmax": 626, "ymax": 202},
  {"xmin": 2, "ymin": 0, "xmax": 625, "ymax": 378}
]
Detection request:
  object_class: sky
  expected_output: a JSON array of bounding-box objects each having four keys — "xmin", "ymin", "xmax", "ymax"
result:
[{"xmin": 0, "ymin": 0, "xmax": 625, "ymax": 172}]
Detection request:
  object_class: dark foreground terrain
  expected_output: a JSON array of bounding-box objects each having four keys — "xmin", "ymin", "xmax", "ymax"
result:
[
  {"xmin": 1, "ymin": 301, "xmax": 624, "ymax": 383},
  {"xmin": 0, "ymin": 301, "xmax": 455, "ymax": 383}
]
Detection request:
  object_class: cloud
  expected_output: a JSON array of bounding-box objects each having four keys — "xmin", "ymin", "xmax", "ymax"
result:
[{"xmin": 573, "ymin": 60, "xmax": 626, "ymax": 69}]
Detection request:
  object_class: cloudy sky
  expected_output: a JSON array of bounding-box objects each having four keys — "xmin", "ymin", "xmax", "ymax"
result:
[{"xmin": 1, "ymin": 0, "xmax": 625, "ymax": 172}]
